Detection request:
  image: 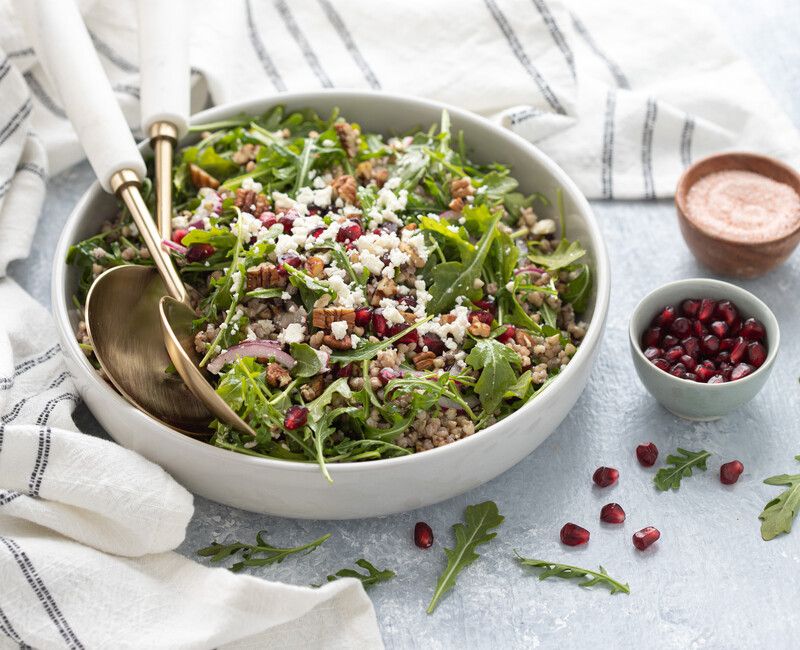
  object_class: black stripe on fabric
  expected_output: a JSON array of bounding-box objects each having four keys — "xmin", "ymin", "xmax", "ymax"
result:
[
  {"xmin": 642, "ymin": 97, "xmax": 658, "ymax": 200},
  {"xmin": 318, "ymin": 0, "xmax": 381, "ymax": 90},
  {"xmin": 274, "ymin": 0, "xmax": 334, "ymax": 88},
  {"xmin": 681, "ymin": 115, "xmax": 695, "ymax": 167},
  {"xmin": 0, "ymin": 99, "xmax": 33, "ymax": 146},
  {"xmin": 570, "ymin": 12, "xmax": 630, "ymax": 89},
  {"xmin": 0, "ymin": 603, "xmax": 28, "ymax": 648},
  {"xmin": 0, "ymin": 374, "xmax": 11, "ymax": 390},
  {"xmin": 531, "ymin": 0, "xmax": 575, "ymax": 78},
  {"xmin": 27, "ymin": 427, "xmax": 51, "ymax": 497},
  {"xmin": 47, "ymin": 371, "xmax": 71, "ymax": 390},
  {"xmin": 16, "ymin": 162, "xmax": 47, "ymax": 181},
  {"xmin": 113, "ymin": 83, "xmax": 140, "ymax": 100},
  {"xmin": 0, "ymin": 177, "xmax": 12, "ymax": 200},
  {"xmin": 508, "ymin": 107, "xmax": 543, "ymax": 126},
  {"xmin": 601, "ymin": 89, "xmax": 616, "ymax": 199},
  {"xmin": 0, "ymin": 423, "xmax": 4, "ymax": 453},
  {"xmin": 88, "ymin": 29, "xmax": 138, "ymax": 73},
  {"xmin": 0, "ymin": 491, "xmax": 22, "ymax": 506},
  {"xmin": 0, "ymin": 537, "xmax": 86, "ymax": 650},
  {"xmin": 13, "ymin": 345, "xmax": 60, "ymax": 377},
  {"xmin": 23, "ymin": 71, "xmax": 66, "ymax": 119},
  {"xmin": 1, "ymin": 398, "xmax": 27, "ymax": 425},
  {"xmin": 0, "ymin": 59, "xmax": 11, "ymax": 84},
  {"xmin": 484, "ymin": 0, "xmax": 566, "ymax": 115},
  {"xmin": 245, "ymin": 0, "xmax": 287, "ymax": 92},
  {"xmin": 35, "ymin": 394, "xmax": 79, "ymax": 427},
  {"xmin": 7, "ymin": 48, "xmax": 33, "ymax": 59},
  {"xmin": 0, "ymin": 161, "xmax": 45, "ymax": 199}
]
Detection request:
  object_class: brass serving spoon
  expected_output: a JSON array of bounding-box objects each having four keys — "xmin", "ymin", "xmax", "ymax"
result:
[{"xmin": 20, "ymin": 0, "xmax": 255, "ymax": 437}]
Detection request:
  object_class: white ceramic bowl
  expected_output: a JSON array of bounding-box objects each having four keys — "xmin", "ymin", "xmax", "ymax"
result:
[
  {"xmin": 52, "ymin": 90, "xmax": 610, "ymax": 519},
  {"xmin": 629, "ymin": 278, "xmax": 779, "ymax": 420}
]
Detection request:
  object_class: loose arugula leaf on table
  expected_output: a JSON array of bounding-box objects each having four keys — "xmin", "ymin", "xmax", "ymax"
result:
[
  {"xmin": 197, "ymin": 530, "xmax": 330, "ymax": 572},
  {"xmin": 323, "ymin": 559, "xmax": 396, "ymax": 588},
  {"xmin": 427, "ymin": 501, "xmax": 504, "ymax": 614},
  {"xmin": 466, "ymin": 339, "xmax": 521, "ymax": 417},
  {"xmin": 528, "ymin": 239, "xmax": 586, "ymax": 270},
  {"xmin": 759, "ymin": 455, "xmax": 800, "ymax": 541},
  {"xmin": 654, "ymin": 448, "xmax": 711, "ymax": 491},
  {"xmin": 516, "ymin": 555, "xmax": 630, "ymax": 595},
  {"xmin": 426, "ymin": 206, "xmax": 501, "ymax": 314}
]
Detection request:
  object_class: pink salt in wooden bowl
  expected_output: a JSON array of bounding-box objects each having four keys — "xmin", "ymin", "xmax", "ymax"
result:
[{"xmin": 675, "ymin": 152, "xmax": 800, "ymax": 278}]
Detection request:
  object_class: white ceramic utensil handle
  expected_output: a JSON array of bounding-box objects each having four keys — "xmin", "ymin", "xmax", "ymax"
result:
[
  {"xmin": 14, "ymin": 0, "xmax": 145, "ymax": 193},
  {"xmin": 137, "ymin": 0, "xmax": 190, "ymax": 138}
]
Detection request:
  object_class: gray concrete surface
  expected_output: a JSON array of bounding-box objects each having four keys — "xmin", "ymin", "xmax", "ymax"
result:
[{"xmin": 8, "ymin": 1, "xmax": 800, "ymax": 646}]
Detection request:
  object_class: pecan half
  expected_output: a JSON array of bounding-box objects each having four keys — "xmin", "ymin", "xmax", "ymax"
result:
[
  {"xmin": 370, "ymin": 277, "xmax": 397, "ymax": 306},
  {"xmin": 304, "ymin": 255, "xmax": 325, "ymax": 278},
  {"xmin": 312, "ymin": 308, "xmax": 355, "ymax": 330},
  {"xmin": 450, "ymin": 177, "xmax": 475, "ymax": 199},
  {"xmin": 189, "ymin": 164, "xmax": 219, "ymax": 190},
  {"xmin": 265, "ymin": 362, "xmax": 291, "ymax": 387},
  {"xmin": 246, "ymin": 263, "xmax": 287, "ymax": 290},
  {"xmin": 334, "ymin": 122, "xmax": 359, "ymax": 158},
  {"xmin": 413, "ymin": 351, "xmax": 437, "ymax": 371},
  {"xmin": 331, "ymin": 174, "xmax": 358, "ymax": 205},
  {"xmin": 300, "ymin": 375, "xmax": 325, "ymax": 401},
  {"xmin": 468, "ymin": 322, "xmax": 491, "ymax": 337},
  {"xmin": 448, "ymin": 196, "xmax": 464, "ymax": 212},
  {"xmin": 322, "ymin": 334, "xmax": 353, "ymax": 350},
  {"xmin": 234, "ymin": 187, "xmax": 270, "ymax": 218},
  {"xmin": 232, "ymin": 143, "xmax": 260, "ymax": 165},
  {"xmin": 515, "ymin": 330, "xmax": 535, "ymax": 348},
  {"xmin": 399, "ymin": 242, "xmax": 425, "ymax": 269}
]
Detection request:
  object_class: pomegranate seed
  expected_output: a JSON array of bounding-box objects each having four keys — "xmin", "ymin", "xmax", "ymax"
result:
[
  {"xmin": 398, "ymin": 295, "xmax": 417, "ymax": 308},
  {"xmin": 593, "ymin": 466, "xmax": 619, "ymax": 488},
  {"xmin": 284, "ymin": 405, "xmax": 308, "ymax": 430},
  {"xmin": 661, "ymin": 334, "xmax": 679, "ymax": 349},
  {"xmin": 664, "ymin": 345, "xmax": 685, "ymax": 362},
  {"xmin": 700, "ymin": 334, "xmax": 720, "ymax": 355},
  {"xmin": 335, "ymin": 363, "xmax": 356, "ymax": 378},
  {"xmin": 309, "ymin": 226, "xmax": 326, "ymax": 238},
  {"xmin": 708, "ymin": 374, "xmax": 726, "ymax": 384},
  {"xmin": 715, "ymin": 300, "xmax": 739, "ymax": 326},
  {"xmin": 701, "ymin": 359, "xmax": 716, "ymax": 370},
  {"xmin": 684, "ymin": 372, "xmax": 698, "ymax": 381},
  {"xmin": 422, "ymin": 334, "xmax": 446, "ymax": 355},
  {"xmin": 730, "ymin": 363, "xmax": 754, "ymax": 381},
  {"xmin": 747, "ymin": 342, "xmax": 767, "ymax": 368},
  {"xmin": 698, "ymin": 299, "xmax": 716, "ymax": 323},
  {"xmin": 710, "ymin": 321, "xmax": 729, "ymax": 338},
  {"xmin": 378, "ymin": 367, "xmax": 403, "ymax": 386},
  {"xmin": 682, "ymin": 337, "xmax": 701, "ymax": 359},
  {"xmin": 692, "ymin": 320, "xmax": 707, "ymax": 337},
  {"xmin": 600, "ymin": 503, "xmax": 626, "ymax": 524},
  {"xmin": 186, "ymin": 243, "xmax": 215, "ymax": 262},
  {"xmin": 336, "ymin": 220, "xmax": 363, "ymax": 242},
  {"xmin": 730, "ymin": 337, "xmax": 747, "ymax": 364},
  {"xmin": 469, "ymin": 310, "xmax": 494, "ymax": 325},
  {"xmin": 728, "ymin": 318, "xmax": 742, "ymax": 336},
  {"xmin": 695, "ymin": 365, "xmax": 715, "ymax": 382},
  {"xmin": 643, "ymin": 327, "xmax": 662, "ymax": 348},
  {"xmin": 655, "ymin": 306, "xmax": 677, "ymax": 327},
  {"xmin": 680, "ymin": 355, "xmax": 697, "ymax": 371},
  {"xmin": 720, "ymin": 460, "xmax": 744, "ymax": 485},
  {"xmin": 171, "ymin": 228, "xmax": 188, "ymax": 244},
  {"xmin": 652, "ymin": 358, "xmax": 670, "ymax": 371},
  {"xmin": 632, "ymin": 526, "xmax": 660, "ymax": 550},
  {"xmin": 279, "ymin": 212, "xmax": 297, "ymax": 233},
  {"xmin": 716, "ymin": 351, "xmax": 731, "ymax": 364},
  {"xmin": 259, "ymin": 211, "xmax": 277, "ymax": 227},
  {"xmin": 497, "ymin": 325, "xmax": 516, "ymax": 344},
  {"xmin": 719, "ymin": 337, "xmax": 735, "ymax": 352},
  {"xmin": 740, "ymin": 318, "xmax": 766, "ymax": 341},
  {"xmin": 636, "ymin": 442, "xmax": 659, "ymax": 467},
  {"xmin": 389, "ymin": 323, "xmax": 419, "ymax": 344},
  {"xmin": 669, "ymin": 363, "xmax": 687, "ymax": 378},
  {"xmin": 474, "ymin": 297, "xmax": 497, "ymax": 314},
  {"xmin": 681, "ymin": 299, "xmax": 700, "ymax": 318},
  {"xmin": 354, "ymin": 307, "xmax": 372, "ymax": 327},
  {"xmin": 670, "ymin": 317, "xmax": 691, "ymax": 338},
  {"xmin": 372, "ymin": 311, "xmax": 388, "ymax": 337},
  {"xmin": 560, "ymin": 523, "xmax": 590, "ymax": 546},
  {"xmin": 279, "ymin": 253, "xmax": 302, "ymax": 269},
  {"xmin": 644, "ymin": 346, "xmax": 662, "ymax": 361},
  {"xmin": 414, "ymin": 522, "xmax": 434, "ymax": 548}
]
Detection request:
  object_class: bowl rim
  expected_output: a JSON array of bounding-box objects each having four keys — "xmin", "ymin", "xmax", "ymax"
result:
[
  {"xmin": 628, "ymin": 277, "xmax": 780, "ymax": 389},
  {"xmin": 52, "ymin": 88, "xmax": 611, "ymax": 475},
  {"xmin": 674, "ymin": 151, "xmax": 800, "ymax": 247}
]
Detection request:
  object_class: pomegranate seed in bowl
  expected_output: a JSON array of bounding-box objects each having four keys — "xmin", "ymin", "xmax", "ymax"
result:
[
  {"xmin": 632, "ymin": 526, "xmax": 660, "ymax": 551},
  {"xmin": 560, "ymin": 523, "xmax": 590, "ymax": 546},
  {"xmin": 720, "ymin": 460, "xmax": 744, "ymax": 484},
  {"xmin": 593, "ymin": 466, "xmax": 619, "ymax": 487},
  {"xmin": 636, "ymin": 442, "xmax": 659, "ymax": 467}
]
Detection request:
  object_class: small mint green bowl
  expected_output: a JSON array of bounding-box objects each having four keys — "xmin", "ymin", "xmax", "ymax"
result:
[{"xmin": 629, "ymin": 278, "xmax": 780, "ymax": 420}]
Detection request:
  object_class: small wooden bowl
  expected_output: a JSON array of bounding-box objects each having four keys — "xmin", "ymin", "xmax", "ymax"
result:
[{"xmin": 675, "ymin": 152, "xmax": 800, "ymax": 278}]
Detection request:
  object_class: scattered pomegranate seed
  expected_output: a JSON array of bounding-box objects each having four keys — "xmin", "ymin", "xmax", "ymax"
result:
[
  {"xmin": 655, "ymin": 306, "xmax": 677, "ymax": 327},
  {"xmin": 600, "ymin": 503, "xmax": 626, "ymax": 524},
  {"xmin": 747, "ymin": 342, "xmax": 767, "ymax": 367},
  {"xmin": 681, "ymin": 299, "xmax": 700, "ymax": 318},
  {"xmin": 474, "ymin": 297, "xmax": 497, "ymax": 314},
  {"xmin": 422, "ymin": 334, "xmax": 446, "ymax": 355},
  {"xmin": 740, "ymin": 318, "xmax": 766, "ymax": 341},
  {"xmin": 279, "ymin": 253, "xmax": 302, "ymax": 269},
  {"xmin": 186, "ymin": 243, "xmax": 215, "ymax": 262},
  {"xmin": 372, "ymin": 311, "xmax": 388, "ymax": 337},
  {"xmin": 398, "ymin": 295, "xmax": 417, "ymax": 308},
  {"xmin": 636, "ymin": 442, "xmax": 659, "ymax": 466},
  {"xmin": 259, "ymin": 211, "xmax": 277, "ymax": 227},
  {"xmin": 279, "ymin": 212, "xmax": 297, "ymax": 233},
  {"xmin": 309, "ymin": 226, "xmax": 326, "ymax": 238},
  {"xmin": 715, "ymin": 300, "xmax": 739, "ymax": 326},
  {"xmin": 284, "ymin": 405, "xmax": 308, "ymax": 430},
  {"xmin": 354, "ymin": 307, "xmax": 372, "ymax": 327},
  {"xmin": 378, "ymin": 367, "xmax": 403, "ymax": 386},
  {"xmin": 497, "ymin": 325, "xmax": 516, "ymax": 344},
  {"xmin": 335, "ymin": 363, "xmax": 356, "ymax": 378},
  {"xmin": 414, "ymin": 522, "xmax": 434, "ymax": 548},
  {"xmin": 720, "ymin": 460, "xmax": 744, "ymax": 485},
  {"xmin": 643, "ymin": 327, "xmax": 662, "ymax": 348},
  {"xmin": 171, "ymin": 228, "xmax": 188, "ymax": 244},
  {"xmin": 730, "ymin": 363, "xmax": 754, "ymax": 381},
  {"xmin": 336, "ymin": 220, "xmax": 363, "ymax": 242},
  {"xmin": 670, "ymin": 317, "xmax": 691, "ymax": 338},
  {"xmin": 389, "ymin": 323, "xmax": 419, "ymax": 344},
  {"xmin": 697, "ymin": 299, "xmax": 716, "ymax": 323},
  {"xmin": 560, "ymin": 523, "xmax": 590, "ymax": 546},
  {"xmin": 469, "ymin": 310, "xmax": 494, "ymax": 325},
  {"xmin": 593, "ymin": 466, "xmax": 619, "ymax": 488},
  {"xmin": 632, "ymin": 526, "xmax": 660, "ymax": 550}
]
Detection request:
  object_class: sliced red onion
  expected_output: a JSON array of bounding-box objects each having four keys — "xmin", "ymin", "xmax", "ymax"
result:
[
  {"xmin": 207, "ymin": 340, "xmax": 295, "ymax": 374},
  {"xmin": 162, "ymin": 239, "xmax": 188, "ymax": 255},
  {"xmin": 188, "ymin": 219, "xmax": 206, "ymax": 230},
  {"xmin": 514, "ymin": 265, "xmax": 546, "ymax": 276},
  {"xmin": 438, "ymin": 210, "xmax": 460, "ymax": 221}
]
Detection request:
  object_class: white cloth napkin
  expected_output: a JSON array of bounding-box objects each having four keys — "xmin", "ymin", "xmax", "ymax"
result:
[{"xmin": 0, "ymin": 281, "xmax": 383, "ymax": 649}]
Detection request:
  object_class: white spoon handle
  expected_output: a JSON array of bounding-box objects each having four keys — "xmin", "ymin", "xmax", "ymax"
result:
[
  {"xmin": 137, "ymin": 0, "xmax": 190, "ymax": 138},
  {"xmin": 14, "ymin": 0, "xmax": 146, "ymax": 193}
]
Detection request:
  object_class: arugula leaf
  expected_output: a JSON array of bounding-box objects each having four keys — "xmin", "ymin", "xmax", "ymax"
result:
[
  {"xmin": 426, "ymin": 206, "xmax": 501, "ymax": 314},
  {"xmin": 427, "ymin": 501, "xmax": 504, "ymax": 614},
  {"xmin": 306, "ymin": 378, "xmax": 356, "ymax": 482},
  {"xmin": 466, "ymin": 339, "xmax": 520, "ymax": 416},
  {"xmin": 654, "ymin": 448, "xmax": 711, "ymax": 491},
  {"xmin": 324, "ymin": 559, "xmax": 396, "ymax": 588},
  {"xmin": 329, "ymin": 316, "xmax": 432, "ymax": 362},
  {"xmin": 540, "ymin": 300, "xmax": 558, "ymax": 330},
  {"xmin": 289, "ymin": 342, "xmax": 322, "ymax": 378},
  {"xmin": 479, "ymin": 170, "xmax": 519, "ymax": 202},
  {"xmin": 180, "ymin": 226, "xmax": 238, "ymax": 251},
  {"xmin": 197, "ymin": 530, "xmax": 330, "ymax": 572},
  {"xmin": 528, "ymin": 239, "xmax": 586, "ymax": 271},
  {"xmin": 516, "ymin": 555, "xmax": 630, "ymax": 595},
  {"xmin": 759, "ymin": 455, "xmax": 800, "ymax": 541},
  {"xmin": 246, "ymin": 287, "xmax": 284, "ymax": 300},
  {"xmin": 419, "ymin": 215, "xmax": 475, "ymax": 261},
  {"xmin": 563, "ymin": 264, "xmax": 591, "ymax": 313},
  {"xmin": 488, "ymin": 228, "xmax": 519, "ymax": 285},
  {"xmin": 283, "ymin": 264, "xmax": 337, "ymax": 310}
]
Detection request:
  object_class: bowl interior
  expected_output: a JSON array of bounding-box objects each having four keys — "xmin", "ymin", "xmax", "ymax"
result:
[{"xmin": 54, "ymin": 90, "xmax": 610, "ymax": 471}]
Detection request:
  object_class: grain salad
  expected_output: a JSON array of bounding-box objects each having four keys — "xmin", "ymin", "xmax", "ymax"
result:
[{"xmin": 67, "ymin": 106, "xmax": 592, "ymax": 479}]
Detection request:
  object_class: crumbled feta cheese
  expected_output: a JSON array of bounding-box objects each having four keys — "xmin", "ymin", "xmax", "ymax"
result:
[
  {"xmin": 241, "ymin": 177, "xmax": 263, "ymax": 192},
  {"xmin": 330, "ymin": 320, "xmax": 349, "ymax": 340},
  {"xmin": 505, "ymin": 281, "xmax": 515, "ymax": 291},
  {"xmin": 473, "ymin": 278, "xmax": 485, "ymax": 289},
  {"xmin": 273, "ymin": 192, "xmax": 295, "ymax": 210},
  {"xmin": 278, "ymin": 322, "xmax": 306, "ymax": 345},
  {"xmin": 275, "ymin": 234, "xmax": 299, "ymax": 256},
  {"xmin": 532, "ymin": 219, "xmax": 556, "ymax": 235}
]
